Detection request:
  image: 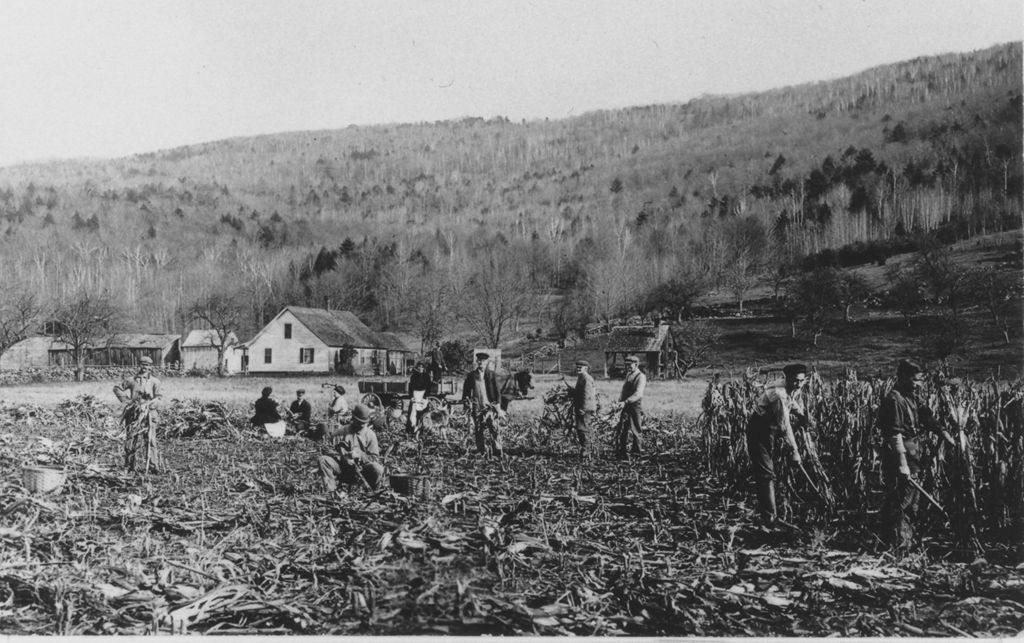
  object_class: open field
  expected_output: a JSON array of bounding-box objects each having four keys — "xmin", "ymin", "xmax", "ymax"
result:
[
  {"xmin": 0, "ymin": 374, "xmax": 709, "ymax": 419},
  {"xmin": 1, "ymin": 373, "xmax": 1022, "ymax": 635}
]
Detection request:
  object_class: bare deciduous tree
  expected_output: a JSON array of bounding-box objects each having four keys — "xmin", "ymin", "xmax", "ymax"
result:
[
  {"xmin": 0, "ymin": 288, "xmax": 46, "ymax": 355},
  {"xmin": 52, "ymin": 290, "xmax": 121, "ymax": 381},
  {"xmin": 187, "ymin": 290, "xmax": 247, "ymax": 376}
]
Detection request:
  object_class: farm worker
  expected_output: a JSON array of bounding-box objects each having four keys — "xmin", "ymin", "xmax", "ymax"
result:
[
  {"xmin": 327, "ymin": 384, "xmax": 349, "ymax": 418},
  {"xmin": 744, "ymin": 363, "xmax": 807, "ymax": 525},
  {"xmin": 427, "ymin": 342, "xmax": 447, "ymax": 395},
  {"xmin": 318, "ymin": 403, "xmax": 385, "ymax": 491},
  {"xmin": 613, "ymin": 355, "xmax": 647, "ymax": 459},
  {"xmin": 462, "ymin": 352, "xmax": 503, "ymax": 457},
  {"xmin": 113, "ymin": 356, "xmax": 164, "ymax": 473},
  {"xmin": 569, "ymin": 359, "xmax": 597, "ymax": 448},
  {"xmin": 407, "ymin": 361, "xmax": 432, "ymax": 433},
  {"xmin": 288, "ymin": 389, "xmax": 312, "ymax": 434},
  {"xmin": 877, "ymin": 359, "xmax": 955, "ymax": 551}
]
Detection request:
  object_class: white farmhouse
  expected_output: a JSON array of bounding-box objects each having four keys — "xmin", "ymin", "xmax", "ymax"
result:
[{"xmin": 241, "ymin": 306, "xmax": 394, "ymax": 375}]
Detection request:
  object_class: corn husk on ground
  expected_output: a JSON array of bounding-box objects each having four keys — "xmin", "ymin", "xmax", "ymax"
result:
[{"xmin": 0, "ymin": 392, "xmax": 1021, "ymax": 635}]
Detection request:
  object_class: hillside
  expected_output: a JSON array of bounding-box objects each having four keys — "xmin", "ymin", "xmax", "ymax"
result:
[{"xmin": 0, "ymin": 43, "xmax": 1019, "ymax": 353}]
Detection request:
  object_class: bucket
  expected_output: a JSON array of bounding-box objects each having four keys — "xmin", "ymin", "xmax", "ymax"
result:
[
  {"xmin": 22, "ymin": 465, "xmax": 66, "ymax": 494},
  {"xmin": 389, "ymin": 473, "xmax": 433, "ymax": 500},
  {"xmin": 264, "ymin": 421, "xmax": 287, "ymax": 438}
]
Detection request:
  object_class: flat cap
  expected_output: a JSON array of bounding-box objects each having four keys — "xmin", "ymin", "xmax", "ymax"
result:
[
  {"xmin": 475, "ymin": 352, "xmax": 490, "ymax": 361},
  {"xmin": 139, "ymin": 356, "xmax": 153, "ymax": 366},
  {"xmin": 783, "ymin": 363, "xmax": 807, "ymax": 380},
  {"xmin": 575, "ymin": 359, "xmax": 590, "ymax": 368},
  {"xmin": 897, "ymin": 359, "xmax": 922, "ymax": 377},
  {"xmin": 624, "ymin": 355, "xmax": 640, "ymax": 364}
]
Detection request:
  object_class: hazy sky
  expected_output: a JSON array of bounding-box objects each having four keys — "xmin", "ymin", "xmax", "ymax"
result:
[{"xmin": 0, "ymin": 0, "xmax": 1019, "ymax": 166}]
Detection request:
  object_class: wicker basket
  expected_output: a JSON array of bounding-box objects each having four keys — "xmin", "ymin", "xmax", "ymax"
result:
[
  {"xmin": 22, "ymin": 465, "xmax": 66, "ymax": 494},
  {"xmin": 389, "ymin": 473, "xmax": 433, "ymax": 500}
]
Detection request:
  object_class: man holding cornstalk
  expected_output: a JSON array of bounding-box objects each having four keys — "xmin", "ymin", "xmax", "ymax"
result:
[
  {"xmin": 462, "ymin": 352, "xmax": 503, "ymax": 457},
  {"xmin": 745, "ymin": 363, "xmax": 807, "ymax": 525},
  {"xmin": 878, "ymin": 359, "xmax": 955, "ymax": 552},
  {"xmin": 114, "ymin": 356, "xmax": 164, "ymax": 473},
  {"xmin": 613, "ymin": 355, "xmax": 646, "ymax": 459},
  {"xmin": 569, "ymin": 359, "xmax": 597, "ymax": 450}
]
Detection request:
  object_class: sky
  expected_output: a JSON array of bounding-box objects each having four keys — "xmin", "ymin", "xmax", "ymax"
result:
[{"xmin": 0, "ymin": 0, "xmax": 1020, "ymax": 167}]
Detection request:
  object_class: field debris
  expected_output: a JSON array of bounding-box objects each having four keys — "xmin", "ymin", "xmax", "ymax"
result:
[{"xmin": 0, "ymin": 384, "xmax": 1021, "ymax": 635}]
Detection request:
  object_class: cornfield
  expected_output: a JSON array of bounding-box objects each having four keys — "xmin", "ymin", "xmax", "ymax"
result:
[{"xmin": 697, "ymin": 370, "xmax": 1024, "ymax": 554}]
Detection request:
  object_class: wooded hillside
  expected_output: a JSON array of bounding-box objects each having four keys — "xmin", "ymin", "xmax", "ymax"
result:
[{"xmin": 0, "ymin": 43, "xmax": 1019, "ymax": 354}]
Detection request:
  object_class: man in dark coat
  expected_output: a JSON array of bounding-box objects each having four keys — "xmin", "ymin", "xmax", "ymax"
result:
[
  {"xmin": 252, "ymin": 386, "xmax": 282, "ymax": 426},
  {"xmin": 288, "ymin": 389, "xmax": 312, "ymax": 434},
  {"xmin": 569, "ymin": 359, "xmax": 597, "ymax": 448},
  {"xmin": 462, "ymin": 352, "xmax": 502, "ymax": 456}
]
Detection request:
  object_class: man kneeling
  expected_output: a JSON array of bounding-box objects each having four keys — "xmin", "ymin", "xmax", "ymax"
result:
[{"xmin": 318, "ymin": 403, "xmax": 384, "ymax": 491}]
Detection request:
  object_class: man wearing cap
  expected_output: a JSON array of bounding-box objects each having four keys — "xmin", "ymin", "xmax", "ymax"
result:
[
  {"xmin": 427, "ymin": 341, "xmax": 447, "ymax": 395},
  {"xmin": 114, "ymin": 356, "xmax": 164, "ymax": 473},
  {"xmin": 407, "ymin": 361, "xmax": 432, "ymax": 433},
  {"xmin": 318, "ymin": 403, "xmax": 385, "ymax": 491},
  {"xmin": 570, "ymin": 359, "xmax": 597, "ymax": 449},
  {"xmin": 462, "ymin": 352, "xmax": 503, "ymax": 456},
  {"xmin": 614, "ymin": 355, "xmax": 647, "ymax": 458},
  {"xmin": 744, "ymin": 363, "xmax": 808, "ymax": 525},
  {"xmin": 288, "ymin": 389, "xmax": 312, "ymax": 434},
  {"xmin": 877, "ymin": 359, "xmax": 955, "ymax": 551}
]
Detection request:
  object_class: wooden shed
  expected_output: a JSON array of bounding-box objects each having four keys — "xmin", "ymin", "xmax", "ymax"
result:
[
  {"xmin": 568, "ymin": 323, "xmax": 676, "ymax": 379},
  {"xmin": 181, "ymin": 329, "xmax": 242, "ymax": 374},
  {"xmin": 378, "ymin": 332, "xmax": 414, "ymax": 374}
]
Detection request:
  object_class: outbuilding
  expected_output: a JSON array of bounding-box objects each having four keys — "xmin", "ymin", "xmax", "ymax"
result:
[{"xmin": 181, "ymin": 329, "xmax": 243, "ymax": 374}]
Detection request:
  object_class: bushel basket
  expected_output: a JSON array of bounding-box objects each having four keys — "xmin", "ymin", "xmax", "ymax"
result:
[
  {"xmin": 22, "ymin": 465, "xmax": 66, "ymax": 494},
  {"xmin": 389, "ymin": 473, "xmax": 433, "ymax": 500}
]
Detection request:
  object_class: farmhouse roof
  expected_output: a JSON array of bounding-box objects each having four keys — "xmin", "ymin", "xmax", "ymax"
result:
[
  {"xmin": 575, "ymin": 324, "xmax": 670, "ymax": 354},
  {"xmin": 5, "ymin": 336, "xmax": 54, "ymax": 351},
  {"xmin": 182, "ymin": 329, "xmax": 238, "ymax": 348},
  {"xmin": 50, "ymin": 333, "xmax": 179, "ymax": 351},
  {"xmin": 287, "ymin": 307, "xmax": 387, "ymax": 348},
  {"xmin": 377, "ymin": 332, "xmax": 413, "ymax": 352}
]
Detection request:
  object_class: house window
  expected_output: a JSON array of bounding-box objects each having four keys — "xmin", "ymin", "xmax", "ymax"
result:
[
  {"xmin": 299, "ymin": 348, "xmax": 314, "ymax": 364},
  {"xmin": 284, "ymin": 323, "xmax": 292, "ymax": 339},
  {"xmin": 264, "ymin": 348, "xmax": 272, "ymax": 364},
  {"xmin": 359, "ymin": 353, "xmax": 366, "ymax": 365}
]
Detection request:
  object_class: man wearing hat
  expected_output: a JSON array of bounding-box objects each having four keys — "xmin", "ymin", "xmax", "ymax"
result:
[
  {"xmin": 877, "ymin": 359, "xmax": 955, "ymax": 551},
  {"xmin": 614, "ymin": 355, "xmax": 647, "ymax": 458},
  {"xmin": 407, "ymin": 361, "xmax": 432, "ymax": 433},
  {"xmin": 462, "ymin": 352, "xmax": 503, "ymax": 456},
  {"xmin": 318, "ymin": 403, "xmax": 385, "ymax": 491},
  {"xmin": 288, "ymin": 389, "xmax": 312, "ymax": 435},
  {"xmin": 570, "ymin": 359, "xmax": 597, "ymax": 448},
  {"xmin": 114, "ymin": 356, "xmax": 164, "ymax": 473},
  {"xmin": 744, "ymin": 363, "xmax": 808, "ymax": 525}
]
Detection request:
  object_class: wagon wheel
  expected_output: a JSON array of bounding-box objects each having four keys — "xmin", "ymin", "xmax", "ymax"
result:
[{"xmin": 360, "ymin": 393, "xmax": 383, "ymax": 410}]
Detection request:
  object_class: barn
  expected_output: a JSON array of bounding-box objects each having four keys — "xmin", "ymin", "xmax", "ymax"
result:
[
  {"xmin": 0, "ymin": 336, "xmax": 54, "ymax": 371},
  {"xmin": 48, "ymin": 333, "xmax": 181, "ymax": 368},
  {"xmin": 241, "ymin": 306, "xmax": 393, "ymax": 375},
  {"xmin": 181, "ymin": 329, "xmax": 243, "ymax": 374}
]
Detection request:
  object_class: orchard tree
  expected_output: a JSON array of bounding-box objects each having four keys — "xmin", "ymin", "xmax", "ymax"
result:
[
  {"xmin": 51, "ymin": 290, "xmax": 121, "ymax": 381},
  {"xmin": 0, "ymin": 288, "xmax": 46, "ymax": 355},
  {"xmin": 785, "ymin": 268, "xmax": 839, "ymax": 347},
  {"xmin": 456, "ymin": 245, "xmax": 534, "ymax": 348},
  {"xmin": 670, "ymin": 320, "xmax": 721, "ymax": 377},
  {"xmin": 972, "ymin": 266, "xmax": 1021, "ymax": 344},
  {"xmin": 187, "ymin": 290, "xmax": 247, "ymax": 376},
  {"xmin": 834, "ymin": 270, "xmax": 873, "ymax": 322}
]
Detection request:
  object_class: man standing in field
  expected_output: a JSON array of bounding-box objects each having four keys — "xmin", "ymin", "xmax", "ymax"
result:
[
  {"xmin": 744, "ymin": 363, "xmax": 807, "ymax": 525},
  {"xmin": 462, "ymin": 352, "xmax": 503, "ymax": 457},
  {"xmin": 318, "ymin": 403, "xmax": 385, "ymax": 492},
  {"xmin": 614, "ymin": 355, "xmax": 646, "ymax": 459},
  {"xmin": 427, "ymin": 341, "xmax": 447, "ymax": 395},
  {"xmin": 407, "ymin": 361, "xmax": 432, "ymax": 433},
  {"xmin": 114, "ymin": 356, "xmax": 163, "ymax": 473},
  {"xmin": 569, "ymin": 359, "xmax": 597, "ymax": 449},
  {"xmin": 877, "ymin": 359, "xmax": 955, "ymax": 552}
]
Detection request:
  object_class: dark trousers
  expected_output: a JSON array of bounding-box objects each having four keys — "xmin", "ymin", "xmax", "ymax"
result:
[
  {"xmin": 471, "ymin": 405, "xmax": 503, "ymax": 457},
  {"xmin": 574, "ymin": 410, "xmax": 593, "ymax": 447},
  {"xmin": 881, "ymin": 437, "xmax": 921, "ymax": 550},
  {"xmin": 615, "ymin": 403, "xmax": 642, "ymax": 457},
  {"xmin": 745, "ymin": 415, "xmax": 776, "ymax": 519}
]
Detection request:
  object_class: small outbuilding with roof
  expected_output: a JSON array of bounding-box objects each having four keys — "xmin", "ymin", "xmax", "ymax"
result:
[
  {"xmin": 181, "ymin": 329, "xmax": 243, "ymax": 374},
  {"xmin": 569, "ymin": 323, "xmax": 677, "ymax": 378}
]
